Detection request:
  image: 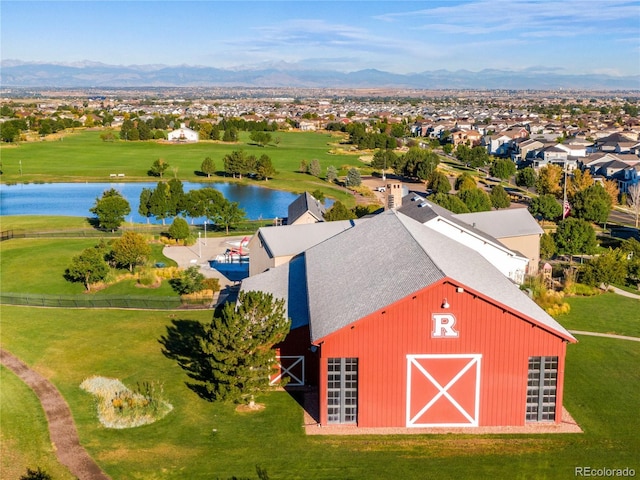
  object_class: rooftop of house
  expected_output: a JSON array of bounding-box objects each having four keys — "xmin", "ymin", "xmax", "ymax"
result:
[
  {"xmin": 454, "ymin": 208, "xmax": 544, "ymax": 239},
  {"xmin": 287, "ymin": 192, "xmax": 326, "ymax": 224},
  {"xmin": 255, "ymin": 219, "xmax": 364, "ymax": 259},
  {"xmin": 396, "ymin": 193, "xmax": 523, "ymax": 255}
]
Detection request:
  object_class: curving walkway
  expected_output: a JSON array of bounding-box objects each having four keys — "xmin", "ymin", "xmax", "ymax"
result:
[
  {"xmin": 569, "ymin": 331, "xmax": 640, "ymax": 342},
  {"xmin": 607, "ymin": 285, "xmax": 640, "ymax": 300},
  {"xmin": 0, "ymin": 348, "xmax": 111, "ymax": 480}
]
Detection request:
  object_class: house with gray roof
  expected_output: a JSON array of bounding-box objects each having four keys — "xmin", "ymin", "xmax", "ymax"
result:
[
  {"xmin": 397, "ymin": 194, "xmax": 534, "ymax": 281},
  {"xmin": 240, "ymin": 209, "xmax": 576, "ymax": 429},
  {"xmin": 246, "ymin": 219, "xmax": 363, "ymax": 276},
  {"xmin": 287, "ymin": 192, "xmax": 326, "ymax": 225}
]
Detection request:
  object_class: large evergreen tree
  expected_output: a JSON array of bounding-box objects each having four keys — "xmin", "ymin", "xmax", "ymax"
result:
[{"xmin": 198, "ymin": 291, "xmax": 290, "ymax": 404}]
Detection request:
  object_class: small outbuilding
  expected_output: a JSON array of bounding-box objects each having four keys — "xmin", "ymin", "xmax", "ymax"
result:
[{"xmin": 167, "ymin": 123, "xmax": 199, "ymax": 142}]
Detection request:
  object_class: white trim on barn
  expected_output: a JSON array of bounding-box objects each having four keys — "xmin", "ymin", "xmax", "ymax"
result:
[
  {"xmin": 270, "ymin": 355, "xmax": 305, "ymax": 386},
  {"xmin": 406, "ymin": 354, "xmax": 482, "ymax": 428}
]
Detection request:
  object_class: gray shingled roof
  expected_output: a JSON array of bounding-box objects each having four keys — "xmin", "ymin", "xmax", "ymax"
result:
[
  {"xmin": 305, "ymin": 209, "xmax": 575, "ymax": 343},
  {"xmin": 397, "ymin": 194, "xmax": 517, "ymax": 254},
  {"xmin": 454, "ymin": 208, "xmax": 543, "ymax": 239},
  {"xmin": 240, "ymin": 254, "xmax": 309, "ymax": 330},
  {"xmin": 287, "ymin": 192, "xmax": 326, "ymax": 224},
  {"xmin": 256, "ymin": 219, "xmax": 364, "ymax": 259}
]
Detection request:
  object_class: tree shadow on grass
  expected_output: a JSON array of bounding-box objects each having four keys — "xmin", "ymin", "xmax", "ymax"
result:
[{"xmin": 159, "ymin": 318, "xmax": 216, "ymax": 402}]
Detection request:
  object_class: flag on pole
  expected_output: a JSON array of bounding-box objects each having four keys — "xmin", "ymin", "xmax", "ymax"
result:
[{"xmin": 563, "ymin": 200, "xmax": 571, "ymax": 219}]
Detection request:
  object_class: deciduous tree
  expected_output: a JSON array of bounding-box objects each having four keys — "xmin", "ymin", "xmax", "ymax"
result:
[
  {"xmin": 528, "ymin": 194, "xmax": 562, "ymax": 223},
  {"xmin": 553, "ymin": 218, "xmax": 597, "ymax": 257},
  {"xmin": 429, "ymin": 193, "xmax": 470, "ymax": 213},
  {"xmin": 427, "ymin": 171, "xmax": 451, "ymax": 194},
  {"xmin": 324, "ymin": 201, "xmax": 356, "ymax": 221},
  {"xmin": 65, "ymin": 247, "xmax": 109, "ymax": 291},
  {"xmin": 111, "ymin": 232, "xmax": 151, "ymax": 272},
  {"xmin": 540, "ymin": 232, "xmax": 556, "ymax": 259},
  {"xmin": 458, "ymin": 187, "xmax": 492, "ymax": 212},
  {"xmin": 169, "ymin": 266, "xmax": 205, "ymax": 295},
  {"xmin": 90, "ymin": 188, "xmax": 131, "ymax": 232},
  {"xmin": 490, "ymin": 184, "xmax": 511, "ymax": 209},
  {"xmin": 489, "ymin": 159, "xmax": 516, "ymax": 180},
  {"xmin": 168, "ymin": 217, "xmax": 191, "ymax": 242},
  {"xmin": 149, "ymin": 158, "xmax": 169, "ymax": 178},
  {"xmin": 210, "ymin": 199, "xmax": 246, "ymax": 235},
  {"xmin": 455, "ymin": 172, "xmax": 477, "ymax": 191},
  {"xmin": 255, "ymin": 154, "xmax": 275, "ymax": 180},
  {"xmin": 516, "ymin": 167, "xmax": 537, "ymax": 188},
  {"xmin": 201, "ymin": 157, "xmax": 216, "ymax": 178},
  {"xmin": 535, "ymin": 164, "xmax": 563, "ymax": 197},
  {"xmin": 572, "ymin": 183, "xmax": 612, "ymax": 224}
]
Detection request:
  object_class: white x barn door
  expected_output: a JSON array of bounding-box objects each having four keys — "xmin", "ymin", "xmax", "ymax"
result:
[
  {"xmin": 270, "ymin": 355, "xmax": 305, "ymax": 386},
  {"xmin": 406, "ymin": 354, "xmax": 481, "ymax": 427}
]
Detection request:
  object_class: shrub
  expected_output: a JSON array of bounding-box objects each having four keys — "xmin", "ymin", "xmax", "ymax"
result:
[
  {"xmin": 137, "ymin": 268, "xmax": 159, "ymax": 287},
  {"xmin": 169, "ymin": 266, "xmax": 205, "ymax": 295},
  {"xmin": 80, "ymin": 376, "xmax": 172, "ymax": 429},
  {"xmin": 202, "ymin": 277, "xmax": 221, "ymax": 294},
  {"xmin": 20, "ymin": 467, "xmax": 52, "ymax": 480},
  {"xmin": 168, "ymin": 217, "xmax": 190, "ymax": 241}
]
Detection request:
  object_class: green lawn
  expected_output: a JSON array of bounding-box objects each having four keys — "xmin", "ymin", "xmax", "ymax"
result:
[
  {"xmin": 0, "ymin": 238, "xmax": 177, "ymax": 296},
  {"xmin": 0, "ymin": 215, "xmax": 94, "ymax": 233},
  {"xmin": 0, "ymin": 300, "xmax": 638, "ymax": 480},
  {"xmin": 0, "ymin": 130, "xmax": 364, "ymax": 206},
  {"xmin": 0, "ymin": 366, "xmax": 77, "ymax": 480},
  {"xmin": 560, "ymin": 293, "xmax": 640, "ymax": 337}
]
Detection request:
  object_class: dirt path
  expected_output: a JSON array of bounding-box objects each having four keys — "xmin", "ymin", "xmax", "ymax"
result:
[{"xmin": 0, "ymin": 348, "xmax": 111, "ymax": 480}]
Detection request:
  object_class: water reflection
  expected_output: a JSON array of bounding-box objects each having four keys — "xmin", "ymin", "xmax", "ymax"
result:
[{"xmin": 0, "ymin": 182, "xmax": 303, "ymax": 223}]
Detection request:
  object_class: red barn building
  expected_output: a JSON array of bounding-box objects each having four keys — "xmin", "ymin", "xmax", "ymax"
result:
[{"xmin": 240, "ymin": 210, "xmax": 576, "ymax": 429}]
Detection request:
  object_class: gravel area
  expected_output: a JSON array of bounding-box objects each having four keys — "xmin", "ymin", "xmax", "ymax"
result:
[{"xmin": 301, "ymin": 388, "xmax": 582, "ymax": 435}]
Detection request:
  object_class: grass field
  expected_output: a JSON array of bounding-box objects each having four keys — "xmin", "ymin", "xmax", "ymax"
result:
[
  {"xmin": 0, "ymin": 129, "xmax": 366, "ymax": 206},
  {"xmin": 0, "ymin": 238, "xmax": 177, "ymax": 295},
  {"xmin": 0, "ymin": 295, "xmax": 638, "ymax": 480},
  {"xmin": 561, "ymin": 293, "xmax": 640, "ymax": 337}
]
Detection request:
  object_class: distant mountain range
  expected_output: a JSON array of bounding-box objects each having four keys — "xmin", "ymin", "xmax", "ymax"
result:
[{"xmin": 1, "ymin": 60, "xmax": 639, "ymax": 90}]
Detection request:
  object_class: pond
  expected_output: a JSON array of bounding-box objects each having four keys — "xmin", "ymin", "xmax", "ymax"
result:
[{"xmin": 0, "ymin": 182, "xmax": 303, "ymax": 224}]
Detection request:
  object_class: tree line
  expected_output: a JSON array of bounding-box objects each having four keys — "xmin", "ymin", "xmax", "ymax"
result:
[{"xmin": 90, "ymin": 181, "xmax": 246, "ymax": 235}]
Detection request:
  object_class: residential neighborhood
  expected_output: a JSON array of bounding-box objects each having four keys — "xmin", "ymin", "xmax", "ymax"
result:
[{"xmin": 1, "ymin": 84, "xmax": 639, "ymax": 479}]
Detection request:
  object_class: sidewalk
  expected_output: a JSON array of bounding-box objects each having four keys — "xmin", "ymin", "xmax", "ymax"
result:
[{"xmin": 162, "ymin": 235, "xmax": 249, "ymax": 291}]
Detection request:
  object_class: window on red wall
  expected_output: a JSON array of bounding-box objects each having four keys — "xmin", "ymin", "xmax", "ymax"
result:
[
  {"xmin": 526, "ymin": 356, "xmax": 558, "ymax": 422},
  {"xmin": 327, "ymin": 358, "xmax": 358, "ymax": 424}
]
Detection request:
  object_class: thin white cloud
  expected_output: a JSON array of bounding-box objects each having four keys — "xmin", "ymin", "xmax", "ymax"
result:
[{"xmin": 375, "ymin": 0, "xmax": 640, "ymax": 37}]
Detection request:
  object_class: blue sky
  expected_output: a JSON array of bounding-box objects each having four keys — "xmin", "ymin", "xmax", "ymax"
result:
[{"xmin": 2, "ymin": 0, "xmax": 639, "ymax": 76}]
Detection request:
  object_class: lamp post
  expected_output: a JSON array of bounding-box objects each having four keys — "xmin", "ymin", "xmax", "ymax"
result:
[
  {"xmin": 198, "ymin": 232, "xmax": 202, "ymax": 258},
  {"xmin": 204, "ymin": 219, "xmax": 207, "ymax": 245}
]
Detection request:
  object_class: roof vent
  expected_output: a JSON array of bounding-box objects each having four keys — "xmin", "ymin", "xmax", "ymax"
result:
[
  {"xmin": 418, "ymin": 201, "xmax": 428, "ymax": 208},
  {"xmin": 412, "ymin": 195, "xmax": 423, "ymax": 202}
]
